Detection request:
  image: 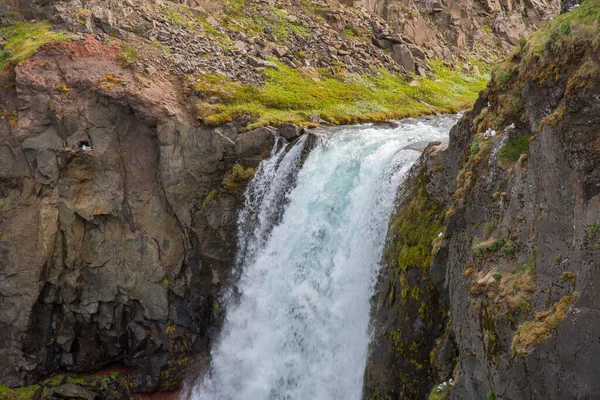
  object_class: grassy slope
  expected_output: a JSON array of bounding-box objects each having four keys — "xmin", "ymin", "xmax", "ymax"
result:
[
  {"xmin": 0, "ymin": 22, "xmax": 70, "ymax": 70},
  {"xmin": 194, "ymin": 61, "xmax": 489, "ymax": 128}
]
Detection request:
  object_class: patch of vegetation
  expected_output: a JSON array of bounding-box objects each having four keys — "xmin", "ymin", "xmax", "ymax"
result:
[
  {"xmin": 0, "ymin": 372, "xmax": 129, "ymax": 400},
  {"xmin": 511, "ymin": 293, "xmax": 579, "ymax": 357},
  {"xmin": 117, "ymin": 43, "xmax": 140, "ymax": 67},
  {"xmin": 498, "ymin": 72, "xmax": 511, "ymax": 91},
  {"xmin": 560, "ymin": 20, "xmax": 571, "ymax": 35},
  {"xmin": 225, "ymin": 164, "xmax": 255, "ymax": 191},
  {"xmin": 470, "ymin": 138, "xmax": 480, "ymax": 156},
  {"xmin": 429, "ymin": 384, "xmax": 450, "ymax": 400},
  {"xmin": 587, "ymin": 224, "xmax": 599, "ymax": 234},
  {"xmin": 0, "ymin": 22, "xmax": 69, "ymax": 70},
  {"xmin": 473, "ymin": 236, "xmax": 507, "ymax": 257},
  {"xmin": 498, "ymin": 135, "xmax": 531, "ymax": 161},
  {"xmin": 560, "ymin": 271, "xmax": 576, "ymax": 284},
  {"xmin": 492, "ymin": 273, "xmax": 502, "ymax": 281},
  {"xmin": 202, "ymin": 189, "xmax": 216, "ymax": 209},
  {"xmin": 194, "ymin": 60, "xmax": 489, "ymax": 127},
  {"xmin": 390, "ymin": 173, "xmax": 444, "ymax": 272},
  {"xmin": 486, "ymin": 389, "xmax": 497, "ymax": 400},
  {"xmin": 484, "ymin": 221, "xmax": 495, "ymax": 237},
  {"xmin": 343, "ymin": 26, "xmax": 361, "ymax": 38}
]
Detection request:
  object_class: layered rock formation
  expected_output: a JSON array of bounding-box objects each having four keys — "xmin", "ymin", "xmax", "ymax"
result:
[
  {"xmin": 0, "ymin": 33, "xmax": 288, "ymax": 394},
  {"xmin": 366, "ymin": 2, "xmax": 600, "ymax": 398}
]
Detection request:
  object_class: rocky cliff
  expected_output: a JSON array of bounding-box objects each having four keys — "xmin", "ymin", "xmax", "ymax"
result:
[
  {"xmin": 366, "ymin": 1, "xmax": 599, "ymax": 399},
  {"xmin": 0, "ymin": 30, "xmax": 290, "ymax": 398},
  {"xmin": 0, "ymin": 0, "xmax": 589, "ymax": 398}
]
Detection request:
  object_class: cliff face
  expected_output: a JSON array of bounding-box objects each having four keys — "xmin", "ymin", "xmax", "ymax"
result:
[
  {"xmin": 354, "ymin": 0, "xmax": 560, "ymax": 59},
  {"xmin": 0, "ymin": 34, "xmax": 279, "ymax": 393},
  {"xmin": 366, "ymin": 2, "xmax": 600, "ymax": 398}
]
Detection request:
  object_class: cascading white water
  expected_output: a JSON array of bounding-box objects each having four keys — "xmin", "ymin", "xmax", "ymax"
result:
[{"xmin": 190, "ymin": 115, "xmax": 459, "ymax": 400}]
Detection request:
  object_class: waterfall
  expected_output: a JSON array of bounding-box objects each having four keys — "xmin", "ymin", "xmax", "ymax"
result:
[{"xmin": 190, "ymin": 115, "xmax": 459, "ymax": 400}]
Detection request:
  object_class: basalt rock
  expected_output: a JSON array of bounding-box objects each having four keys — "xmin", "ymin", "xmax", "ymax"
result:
[{"xmin": 0, "ymin": 36, "xmax": 252, "ymax": 393}]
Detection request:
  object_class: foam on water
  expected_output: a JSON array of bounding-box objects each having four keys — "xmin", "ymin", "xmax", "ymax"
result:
[{"xmin": 190, "ymin": 115, "xmax": 458, "ymax": 400}]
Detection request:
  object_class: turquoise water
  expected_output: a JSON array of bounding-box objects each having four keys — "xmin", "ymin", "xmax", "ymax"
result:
[{"xmin": 191, "ymin": 115, "xmax": 458, "ymax": 400}]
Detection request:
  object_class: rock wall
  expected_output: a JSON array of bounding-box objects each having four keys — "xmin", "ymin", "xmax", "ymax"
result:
[
  {"xmin": 366, "ymin": 4, "xmax": 600, "ymax": 398},
  {"xmin": 0, "ymin": 36, "xmax": 280, "ymax": 392},
  {"xmin": 354, "ymin": 0, "xmax": 560, "ymax": 59}
]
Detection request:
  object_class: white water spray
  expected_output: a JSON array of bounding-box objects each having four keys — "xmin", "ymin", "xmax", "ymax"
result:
[{"xmin": 190, "ymin": 115, "xmax": 458, "ymax": 400}]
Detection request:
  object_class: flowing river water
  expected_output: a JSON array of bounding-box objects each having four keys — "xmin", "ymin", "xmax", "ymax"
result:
[{"xmin": 189, "ymin": 115, "xmax": 459, "ymax": 400}]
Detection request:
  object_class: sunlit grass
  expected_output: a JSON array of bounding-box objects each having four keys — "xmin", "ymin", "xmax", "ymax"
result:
[
  {"xmin": 0, "ymin": 22, "xmax": 69, "ymax": 70},
  {"xmin": 194, "ymin": 60, "xmax": 489, "ymax": 128}
]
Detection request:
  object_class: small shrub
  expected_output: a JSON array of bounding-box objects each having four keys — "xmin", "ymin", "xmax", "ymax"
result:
[
  {"xmin": 492, "ymin": 273, "xmax": 502, "ymax": 281},
  {"xmin": 587, "ymin": 224, "xmax": 599, "ymax": 234},
  {"xmin": 560, "ymin": 271, "xmax": 576, "ymax": 284},
  {"xmin": 225, "ymin": 164, "xmax": 255, "ymax": 190},
  {"xmin": 487, "ymin": 389, "xmax": 497, "ymax": 400},
  {"xmin": 560, "ymin": 21, "xmax": 571, "ymax": 35},
  {"xmin": 343, "ymin": 26, "xmax": 360, "ymax": 38}
]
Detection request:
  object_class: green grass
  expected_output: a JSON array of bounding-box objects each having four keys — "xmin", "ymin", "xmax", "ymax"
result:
[
  {"xmin": 0, "ymin": 22, "xmax": 69, "ymax": 70},
  {"xmin": 518, "ymin": 0, "xmax": 600, "ymax": 64},
  {"xmin": 117, "ymin": 43, "xmax": 140, "ymax": 66},
  {"xmin": 498, "ymin": 135, "xmax": 531, "ymax": 160},
  {"xmin": 194, "ymin": 60, "xmax": 489, "ymax": 127}
]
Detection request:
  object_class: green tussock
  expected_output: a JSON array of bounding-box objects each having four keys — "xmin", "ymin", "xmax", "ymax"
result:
[
  {"xmin": 195, "ymin": 59, "xmax": 489, "ymax": 128},
  {"xmin": 498, "ymin": 135, "xmax": 531, "ymax": 160},
  {"xmin": 0, "ymin": 22, "xmax": 69, "ymax": 70}
]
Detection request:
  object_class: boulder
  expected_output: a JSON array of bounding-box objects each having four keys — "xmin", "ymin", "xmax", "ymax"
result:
[
  {"xmin": 52, "ymin": 384, "xmax": 98, "ymax": 400},
  {"xmin": 235, "ymin": 127, "xmax": 276, "ymax": 158},
  {"xmin": 278, "ymin": 123, "xmax": 301, "ymax": 141},
  {"xmin": 390, "ymin": 44, "xmax": 415, "ymax": 72}
]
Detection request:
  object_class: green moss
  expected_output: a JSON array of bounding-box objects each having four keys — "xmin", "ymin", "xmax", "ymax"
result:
[
  {"xmin": 0, "ymin": 22, "xmax": 69, "ymax": 70},
  {"xmin": 202, "ymin": 189, "xmax": 217, "ymax": 209},
  {"xmin": 160, "ymin": 359, "xmax": 190, "ymax": 391},
  {"xmin": 498, "ymin": 135, "xmax": 531, "ymax": 160},
  {"xmin": 391, "ymin": 176, "xmax": 444, "ymax": 272},
  {"xmin": 195, "ymin": 59, "xmax": 489, "ymax": 127}
]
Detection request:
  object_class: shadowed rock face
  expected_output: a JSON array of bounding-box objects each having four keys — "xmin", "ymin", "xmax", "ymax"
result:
[
  {"xmin": 0, "ymin": 37, "xmax": 251, "ymax": 392},
  {"xmin": 366, "ymin": 10, "xmax": 600, "ymax": 398}
]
